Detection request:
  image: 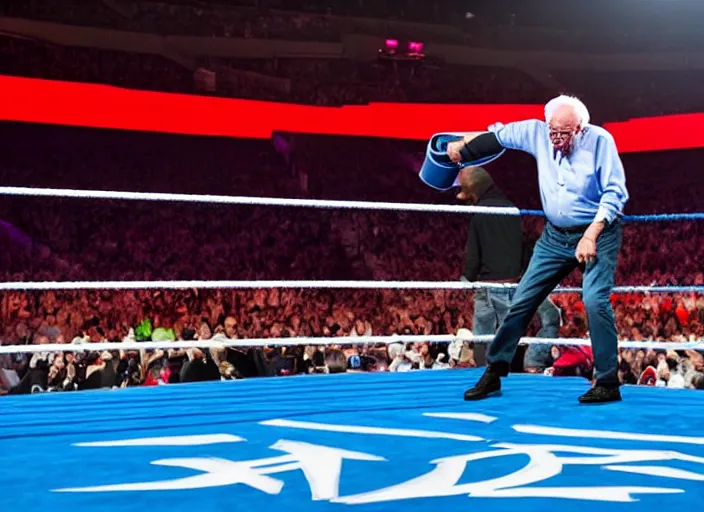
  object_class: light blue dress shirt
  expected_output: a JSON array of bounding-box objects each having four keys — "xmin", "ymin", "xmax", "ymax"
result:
[{"xmin": 494, "ymin": 120, "xmax": 629, "ymax": 228}]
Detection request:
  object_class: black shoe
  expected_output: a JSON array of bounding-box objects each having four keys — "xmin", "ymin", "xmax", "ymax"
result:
[
  {"xmin": 464, "ymin": 365, "xmax": 503, "ymax": 401},
  {"xmin": 578, "ymin": 385, "xmax": 622, "ymax": 404}
]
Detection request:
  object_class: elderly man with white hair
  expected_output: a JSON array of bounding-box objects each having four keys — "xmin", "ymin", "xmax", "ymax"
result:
[{"xmin": 447, "ymin": 95, "xmax": 629, "ymax": 404}]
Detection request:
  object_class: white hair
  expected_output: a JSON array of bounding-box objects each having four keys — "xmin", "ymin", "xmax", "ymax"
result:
[{"xmin": 544, "ymin": 95, "xmax": 590, "ymax": 128}]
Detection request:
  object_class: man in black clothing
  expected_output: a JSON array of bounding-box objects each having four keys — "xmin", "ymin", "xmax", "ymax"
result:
[{"xmin": 458, "ymin": 167, "xmax": 560, "ymax": 370}]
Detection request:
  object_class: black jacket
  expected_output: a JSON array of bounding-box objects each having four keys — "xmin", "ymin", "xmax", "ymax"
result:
[{"xmin": 463, "ymin": 186, "xmax": 524, "ymax": 282}]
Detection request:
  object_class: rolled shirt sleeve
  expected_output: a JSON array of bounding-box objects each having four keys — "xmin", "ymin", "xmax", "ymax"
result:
[{"xmin": 492, "ymin": 119, "xmax": 542, "ymax": 155}]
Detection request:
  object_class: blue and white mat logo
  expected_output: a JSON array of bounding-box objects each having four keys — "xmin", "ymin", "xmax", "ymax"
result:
[{"xmin": 52, "ymin": 412, "xmax": 704, "ymax": 505}]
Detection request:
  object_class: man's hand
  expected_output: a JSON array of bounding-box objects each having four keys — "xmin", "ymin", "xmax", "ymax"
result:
[
  {"xmin": 447, "ymin": 140, "xmax": 465, "ymax": 163},
  {"xmin": 575, "ymin": 236, "xmax": 597, "ymax": 264},
  {"xmin": 575, "ymin": 221, "xmax": 605, "ymax": 264},
  {"xmin": 446, "ymin": 133, "xmax": 482, "ymax": 163}
]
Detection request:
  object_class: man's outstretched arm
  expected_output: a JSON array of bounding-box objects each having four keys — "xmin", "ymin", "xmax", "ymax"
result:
[{"xmin": 447, "ymin": 120, "xmax": 541, "ymax": 163}]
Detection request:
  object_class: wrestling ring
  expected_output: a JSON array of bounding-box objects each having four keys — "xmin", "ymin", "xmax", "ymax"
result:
[{"xmin": 1, "ymin": 184, "xmax": 704, "ymax": 512}]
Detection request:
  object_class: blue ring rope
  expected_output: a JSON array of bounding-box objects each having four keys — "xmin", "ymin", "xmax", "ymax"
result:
[
  {"xmin": 562, "ymin": 286, "xmax": 704, "ymax": 294},
  {"xmin": 622, "ymin": 213, "xmax": 704, "ymax": 222},
  {"xmin": 517, "ymin": 210, "xmax": 704, "ymax": 222}
]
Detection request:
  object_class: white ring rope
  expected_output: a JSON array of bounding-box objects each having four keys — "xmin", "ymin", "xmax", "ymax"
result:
[
  {"xmin": 1, "ymin": 335, "xmax": 702, "ymax": 355},
  {"xmin": 0, "ymin": 186, "xmax": 520, "ymax": 215},
  {"xmin": 0, "ymin": 279, "xmax": 700, "ymax": 293},
  {"xmin": 1, "ymin": 186, "xmax": 701, "ymax": 222}
]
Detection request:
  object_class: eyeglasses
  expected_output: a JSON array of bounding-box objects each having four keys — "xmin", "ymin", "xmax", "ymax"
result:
[{"xmin": 549, "ymin": 128, "xmax": 576, "ymax": 140}]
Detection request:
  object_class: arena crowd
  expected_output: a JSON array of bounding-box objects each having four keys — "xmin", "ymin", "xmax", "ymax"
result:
[{"xmin": 0, "ymin": 0, "xmax": 703, "ymax": 395}]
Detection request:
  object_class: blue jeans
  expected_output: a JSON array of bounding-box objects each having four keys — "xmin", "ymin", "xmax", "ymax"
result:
[
  {"xmin": 472, "ymin": 288, "xmax": 513, "ymax": 367},
  {"xmin": 486, "ymin": 221, "xmax": 622, "ymax": 386},
  {"xmin": 473, "ymin": 288, "xmax": 514, "ymax": 336},
  {"xmin": 474, "ymin": 287, "xmax": 561, "ymax": 369}
]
